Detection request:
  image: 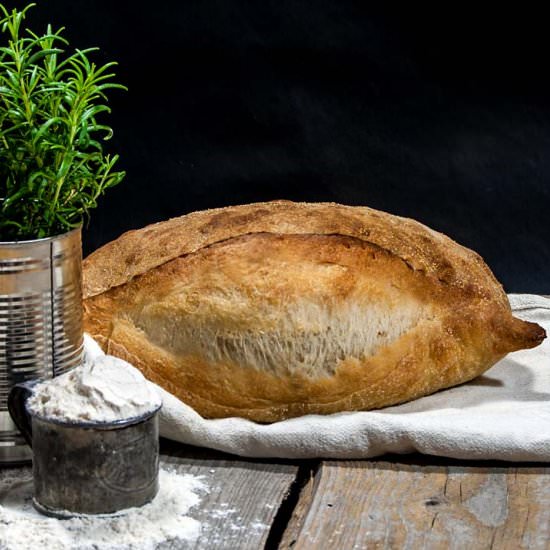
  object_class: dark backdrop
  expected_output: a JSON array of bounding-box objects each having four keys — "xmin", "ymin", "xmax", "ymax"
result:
[{"xmin": 22, "ymin": 1, "xmax": 550, "ymax": 292}]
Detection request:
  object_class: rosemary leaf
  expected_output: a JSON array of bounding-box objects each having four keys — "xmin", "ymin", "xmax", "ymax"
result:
[{"xmin": 0, "ymin": 2, "xmax": 126, "ymax": 240}]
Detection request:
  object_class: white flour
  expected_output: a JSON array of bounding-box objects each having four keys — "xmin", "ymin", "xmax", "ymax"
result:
[
  {"xmin": 27, "ymin": 335, "xmax": 161, "ymax": 423},
  {"xmin": 0, "ymin": 465, "xmax": 206, "ymax": 549}
]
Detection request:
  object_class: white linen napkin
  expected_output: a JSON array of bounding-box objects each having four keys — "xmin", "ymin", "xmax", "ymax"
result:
[
  {"xmin": 156, "ymin": 294, "xmax": 550, "ymax": 461},
  {"xmin": 88, "ymin": 294, "xmax": 550, "ymax": 461}
]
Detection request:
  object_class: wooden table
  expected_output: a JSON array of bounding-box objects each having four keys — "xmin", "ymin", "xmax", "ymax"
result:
[{"xmin": 160, "ymin": 438, "xmax": 550, "ymax": 549}]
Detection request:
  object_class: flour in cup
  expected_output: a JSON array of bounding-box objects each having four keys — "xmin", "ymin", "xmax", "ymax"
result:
[{"xmin": 27, "ymin": 334, "xmax": 161, "ymax": 423}]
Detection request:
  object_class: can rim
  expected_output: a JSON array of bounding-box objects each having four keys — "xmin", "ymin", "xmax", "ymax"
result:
[{"xmin": 0, "ymin": 225, "xmax": 81, "ymax": 246}]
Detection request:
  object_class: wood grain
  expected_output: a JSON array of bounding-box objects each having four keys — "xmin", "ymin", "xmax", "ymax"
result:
[
  {"xmin": 158, "ymin": 451, "xmax": 298, "ymax": 549},
  {"xmin": 280, "ymin": 460, "xmax": 550, "ymax": 550}
]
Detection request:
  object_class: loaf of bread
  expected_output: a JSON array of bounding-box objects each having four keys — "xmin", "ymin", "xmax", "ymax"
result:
[{"xmin": 82, "ymin": 201, "xmax": 545, "ymax": 422}]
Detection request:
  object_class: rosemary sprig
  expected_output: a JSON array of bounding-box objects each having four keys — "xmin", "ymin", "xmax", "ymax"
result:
[{"xmin": 0, "ymin": 2, "xmax": 126, "ymax": 240}]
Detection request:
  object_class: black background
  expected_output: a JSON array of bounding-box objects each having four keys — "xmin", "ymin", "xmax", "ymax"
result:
[{"xmin": 18, "ymin": 1, "xmax": 550, "ymax": 292}]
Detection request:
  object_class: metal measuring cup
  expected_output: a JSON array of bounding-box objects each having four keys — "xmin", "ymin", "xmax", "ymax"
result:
[{"xmin": 7, "ymin": 380, "xmax": 161, "ymax": 518}]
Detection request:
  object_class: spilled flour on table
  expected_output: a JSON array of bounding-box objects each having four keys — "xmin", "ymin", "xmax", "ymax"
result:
[{"xmin": 0, "ymin": 465, "xmax": 206, "ymax": 550}]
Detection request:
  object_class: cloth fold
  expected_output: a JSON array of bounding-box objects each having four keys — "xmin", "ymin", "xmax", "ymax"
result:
[{"xmin": 92, "ymin": 294, "xmax": 550, "ymax": 461}]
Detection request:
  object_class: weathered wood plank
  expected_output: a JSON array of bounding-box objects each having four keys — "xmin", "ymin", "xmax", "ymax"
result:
[
  {"xmin": 158, "ymin": 443, "xmax": 299, "ymax": 549},
  {"xmin": 280, "ymin": 460, "xmax": 550, "ymax": 550}
]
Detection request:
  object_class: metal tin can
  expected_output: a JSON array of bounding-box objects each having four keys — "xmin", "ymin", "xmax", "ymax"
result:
[{"xmin": 0, "ymin": 227, "xmax": 83, "ymax": 464}]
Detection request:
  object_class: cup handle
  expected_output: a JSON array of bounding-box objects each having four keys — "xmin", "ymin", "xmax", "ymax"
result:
[{"xmin": 7, "ymin": 380, "xmax": 39, "ymax": 448}]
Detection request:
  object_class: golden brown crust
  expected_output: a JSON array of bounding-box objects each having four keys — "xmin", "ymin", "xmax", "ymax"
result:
[
  {"xmin": 83, "ymin": 201, "xmax": 499, "ymax": 301},
  {"xmin": 83, "ymin": 201, "xmax": 546, "ymax": 422}
]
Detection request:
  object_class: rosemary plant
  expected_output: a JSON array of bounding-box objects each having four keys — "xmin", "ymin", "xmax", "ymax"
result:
[{"xmin": 0, "ymin": 2, "xmax": 126, "ymax": 240}]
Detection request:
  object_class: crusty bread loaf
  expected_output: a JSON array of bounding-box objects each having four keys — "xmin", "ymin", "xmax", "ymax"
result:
[{"xmin": 82, "ymin": 201, "xmax": 545, "ymax": 422}]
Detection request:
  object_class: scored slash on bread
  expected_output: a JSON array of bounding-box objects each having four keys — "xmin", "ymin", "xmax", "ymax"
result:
[{"xmin": 83, "ymin": 201, "xmax": 545, "ymax": 422}]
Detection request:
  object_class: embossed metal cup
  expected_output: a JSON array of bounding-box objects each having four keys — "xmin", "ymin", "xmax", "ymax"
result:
[
  {"xmin": 0, "ymin": 228, "xmax": 83, "ymax": 464},
  {"xmin": 8, "ymin": 381, "xmax": 161, "ymax": 517}
]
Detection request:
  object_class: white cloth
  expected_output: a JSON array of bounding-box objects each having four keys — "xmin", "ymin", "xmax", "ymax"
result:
[{"xmin": 151, "ymin": 294, "xmax": 550, "ymax": 461}]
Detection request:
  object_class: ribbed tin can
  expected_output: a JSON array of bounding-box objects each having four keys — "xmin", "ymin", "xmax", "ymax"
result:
[{"xmin": 0, "ymin": 227, "xmax": 83, "ymax": 463}]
